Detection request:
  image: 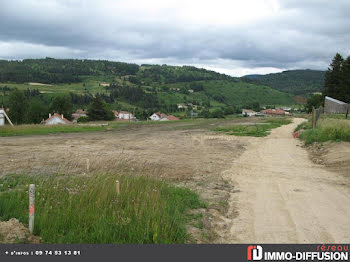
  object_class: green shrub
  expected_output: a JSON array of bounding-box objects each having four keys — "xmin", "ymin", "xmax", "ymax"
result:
[
  {"xmin": 298, "ymin": 118, "xmax": 350, "ymax": 144},
  {"xmin": 77, "ymin": 116, "xmax": 89, "ymax": 123}
]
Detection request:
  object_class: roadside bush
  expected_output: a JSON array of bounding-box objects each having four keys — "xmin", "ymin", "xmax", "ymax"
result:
[{"xmin": 298, "ymin": 118, "xmax": 350, "ymax": 144}]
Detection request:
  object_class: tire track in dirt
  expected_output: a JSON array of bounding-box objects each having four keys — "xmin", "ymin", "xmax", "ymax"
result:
[{"xmin": 216, "ymin": 118, "xmax": 350, "ymax": 243}]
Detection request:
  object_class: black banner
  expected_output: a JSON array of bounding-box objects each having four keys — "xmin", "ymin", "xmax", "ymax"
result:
[{"xmin": 0, "ymin": 244, "xmax": 349, "ymax": 262}]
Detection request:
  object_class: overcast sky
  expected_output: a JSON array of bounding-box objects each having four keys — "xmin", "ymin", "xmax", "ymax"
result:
[{"xmin": 0, "ymin": 0, "xmax": 350, "ymax": 76}]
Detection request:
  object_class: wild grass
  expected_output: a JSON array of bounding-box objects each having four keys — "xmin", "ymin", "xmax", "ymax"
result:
[
  {"xmin": 0, "ymin": 173, "xmax": 205, "ymax": 244},
  {"xmin": 298, "ymin": 118, "xmax": 350, "ymax": 144},
  {"xmin": 213, "ymin": 117, "xmax": 292, "ymax": 137}
]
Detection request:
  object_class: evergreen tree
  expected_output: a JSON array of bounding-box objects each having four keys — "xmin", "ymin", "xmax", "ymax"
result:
[
  {"xmin": 87, "ymin": 95, "xmax": 114, "ymax": 121},
  {"xmin": 26, "ymin": 99, "xmax": 49, "ymax": 124},
  {"xmin": 341, "ymin": 56, "xmax": 350, "ymax": 103},
  {"xmin": 305, "ymin": 94, "xmax": 324, "ymax": 113},
  {"xmin": 324, "ymin": 53, "xmax": 344, "ymax": 100},
  {"xmin": 8, "ymin": 90, "xmax": 27, "ymax": 124},
  {"xmin": 50, "ymin": 94, "xmax": 73, "ymax": 120}
]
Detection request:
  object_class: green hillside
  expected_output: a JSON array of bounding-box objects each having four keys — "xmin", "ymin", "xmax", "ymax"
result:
[
  {"xmin": 242, "ymin": 69, "xmax": 325, "ymax": 95},
  {"xmin": 1, "ymin": 58, "xmax": 297, "ymax": 121}
]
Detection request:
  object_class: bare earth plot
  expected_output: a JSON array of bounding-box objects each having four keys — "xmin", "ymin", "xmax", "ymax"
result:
[
  {"xmin": 0, "ymin": 119, "xmax": 249, "ymax": 242},
  {"xmin": 216, "ymin": 118, "xmax": 350, "ymax": 243},
  {"xmin": 0, "ymin": 118, "xmax": 349, "ymax": 243}
]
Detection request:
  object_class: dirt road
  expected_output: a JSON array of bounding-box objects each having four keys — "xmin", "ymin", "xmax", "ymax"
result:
[{"xmin": 216, "ymin": 118, "xmax": 350, "ymax": 243}]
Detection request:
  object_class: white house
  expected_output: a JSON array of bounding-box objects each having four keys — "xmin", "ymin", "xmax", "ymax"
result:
[
  {"xmin": 118, "ymin": 111, "xmax": 134, "ymax": 120},
  {"xmin": 242, "ymin": 109, "xmax": 257, "ymax": 117},
  {"xmin": 44, "ymin": 113, "xmax": 72, "ymax": 125},
  {"xmin": 150, "ymin": 112, "xmax": 179, "ymax": 121},
  {"xmin": 150, "ymin": 112, "xmax": 162, "ymax": 121}
]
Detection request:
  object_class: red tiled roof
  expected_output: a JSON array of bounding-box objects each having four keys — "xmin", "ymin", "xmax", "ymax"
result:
[
  {"xmin": 75, "ymin": 109, "xmax": 86, "ymax": 114},
  {"xmin": 166, "ymin": 115, "xmax": 180, "ymax": 121},
  {"xmin": 261, "ymin": 109, "xmax": 286, "ymax": 115},
  {"xmin": 45, "ymin": 113, "xmax": 72, "ymax": 124}
]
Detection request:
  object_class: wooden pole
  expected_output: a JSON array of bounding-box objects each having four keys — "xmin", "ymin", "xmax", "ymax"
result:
[
  {"xmin": 116, "ymin": 180, "xmax": 120, "ymax": 196},
  {"xmin": 312, "ymin": 107, "xmax": 316, "ymax": 129},
  {"xmin": 86, "ymin": 159, "xmax": 90, "ymax": 172},
  {"xmin": 29, "ymin": 184, "xmax": 35, "ymax": 234}
]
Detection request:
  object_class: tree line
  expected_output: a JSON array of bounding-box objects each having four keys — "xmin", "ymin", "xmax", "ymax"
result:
[
  {"xmin": 324, "ymin": 53, "xmax": 350, "ymax": 103},
  {"xmin": 0, "ymin": 58, "xmax": 139, "ymax": 84},
  {"xmin": 305, "ymin": 53, "xmax": 350, "ymax": 112}
]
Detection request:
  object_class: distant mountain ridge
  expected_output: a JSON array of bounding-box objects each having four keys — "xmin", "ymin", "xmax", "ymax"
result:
[{"xmin": 242, "ymin": 69, "xmax": 325, "ymax": 95}]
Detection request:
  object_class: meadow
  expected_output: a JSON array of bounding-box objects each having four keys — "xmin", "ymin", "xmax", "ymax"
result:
[{"xmin": 0, "ymin": 173, "xmax": 205, "ymax": 243}]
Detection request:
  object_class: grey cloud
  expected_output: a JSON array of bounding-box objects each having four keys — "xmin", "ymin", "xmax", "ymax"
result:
[{"xmin": 0, "ymin": 0, "xmax": 349, "ymax": 76}]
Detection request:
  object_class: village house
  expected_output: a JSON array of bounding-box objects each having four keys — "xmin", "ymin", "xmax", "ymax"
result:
[
  {"xmin": 324, "ymin": 96, "xmax": 349, "ymax": 114},
  {"xmin": 242, "ymin": 109, "xmax": 257, "ymax": 117},
  {"xmin": 150, "ymin": 112, "xmax": 179, "ymax": 121},
  {"xmin": 150, "ymin": 112, "xmax": 162, "ymax": 121},
  {"xmin": 118, "ymin": 111, "xmax": 134, "ymax": 120},
  {"xmin": 44, "ymin": 113, "xmax": 72, "ymax": 125},
  {"xmin": 72, "ymin": 109, "xmax": 87, "ymax": 122}
]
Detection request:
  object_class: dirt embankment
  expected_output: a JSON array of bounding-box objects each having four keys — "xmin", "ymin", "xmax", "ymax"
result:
[{"xmin": 307, "ymin": 141, "xmax": 350, "ymax": 178}]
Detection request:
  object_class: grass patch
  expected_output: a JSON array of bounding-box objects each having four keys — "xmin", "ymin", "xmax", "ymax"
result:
[
  {"xmin": 0, "ymin": 124, "xmax": 108, "ymax": 137},
  {"xmin": 0, "ymin": 173, "xmax": 205, "ymax": 244},
  {"xmin": 298, "ymin": 118, "xmax": 350, "ymax": 144},
  {"xmin": 213, "ymin": 118, "xmax": 292, "ymax": 137}
]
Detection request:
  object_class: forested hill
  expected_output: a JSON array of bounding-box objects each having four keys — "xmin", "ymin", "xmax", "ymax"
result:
[
  {"xmin": 0, "ymin": 58, "xmax": 232, "ymax": 84},
  {"xmin": 0, "ymin": 58, "xmax": 139, "ymax": 83},
  {"xmin": 242, "ymin": 69, "xmax": 325, "ymax": 95}
]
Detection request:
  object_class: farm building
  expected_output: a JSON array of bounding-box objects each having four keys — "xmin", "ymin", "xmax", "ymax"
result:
[
  {"xmin": 242, "ymin": 109, "xmax": 257, "ymax": 117},
  {"xmin": 324, "ymin": 96, "xmax": 348, "ymax": 114},
  {"xmin": 44, "ymin": 113, "xmax": 72, "ymax": 125}
]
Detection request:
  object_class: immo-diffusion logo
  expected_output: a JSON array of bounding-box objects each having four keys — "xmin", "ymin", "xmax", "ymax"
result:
[
  {"xmin": 247, "ymin": 244, "xmax": 349, "ymax": 261},
  {"xmin": 247, "ymin": 245, "xmax": 263, "ymax": 261}
]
